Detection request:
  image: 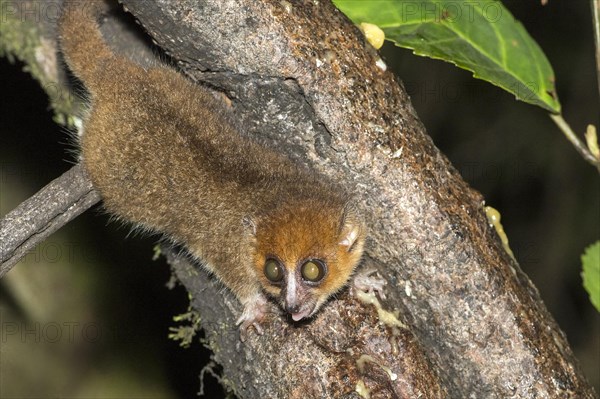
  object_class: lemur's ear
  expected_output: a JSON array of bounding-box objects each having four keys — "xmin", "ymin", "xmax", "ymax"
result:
[{"xmin": 338, "ymin": 204, "xmax": 362, "ymax": 252}]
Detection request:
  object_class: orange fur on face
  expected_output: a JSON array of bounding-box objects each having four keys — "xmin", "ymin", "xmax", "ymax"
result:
[{"xmin": 253, "ymin": 199, "xmax": 365, "ymax": 316}]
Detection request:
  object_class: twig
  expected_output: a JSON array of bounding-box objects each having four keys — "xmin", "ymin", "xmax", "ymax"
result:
[
  {"xmin": 0, "ymin": 164, "xmax": 100, "ymax": 278},
  {"xmin": 549, "ymin": 113, "xmax": 600, "ymax": 173},
  {"xmin": 592, "ymin": 0, "xmax": 600, "ymax": 99},
  {"xmin": 546, "ymin": 2, "xmax": 600, "ymax": 174}
]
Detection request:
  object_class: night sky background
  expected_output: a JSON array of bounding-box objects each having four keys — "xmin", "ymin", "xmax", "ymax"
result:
[{"xmin": 1, "ymin": 0, "xmax": 598, "ymax": 397}]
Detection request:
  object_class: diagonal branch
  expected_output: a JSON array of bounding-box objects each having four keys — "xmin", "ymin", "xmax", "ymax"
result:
[
  {"xmin": 0, "ymin": 0, "xmax": 596, "ymax": 397},
  {"xmin": 123, "ymin": 0, "xmax": 596, "ymax": 397},
  {"xmin": 0, "ymin": 164, "xmax": 100, "ymax": 277}
]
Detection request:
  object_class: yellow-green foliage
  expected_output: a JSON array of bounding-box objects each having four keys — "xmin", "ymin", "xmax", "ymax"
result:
[
  {"xmin": 0, "ymin": 0, "xmax": 77, "ymax": 125},
  {"xmin": 582, "ymin": 241, "xmax": 600, "ymax": 312}
]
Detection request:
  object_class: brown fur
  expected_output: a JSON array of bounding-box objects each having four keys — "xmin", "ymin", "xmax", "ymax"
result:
[
  {"xmin": 254, "ymin": 200, "xmax": 365, "ymax": 305},
  {"xmin": 58, "ymin": 0, "xmax": 366, "ymax": 329}
]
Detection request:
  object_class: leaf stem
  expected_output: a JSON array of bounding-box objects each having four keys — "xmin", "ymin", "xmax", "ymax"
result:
[
  {"xmin": 592, "ymin": 0, "xmax": 600, "ymax": 99},
  {"xmin": 549, "ymin": 114, "xmax": 600, "ymax": 174}
]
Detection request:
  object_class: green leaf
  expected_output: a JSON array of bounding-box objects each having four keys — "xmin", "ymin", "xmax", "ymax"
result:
[
  {"xmin": 334, "ymin": 0, "xmax": 560, "ymax": 113},
  {"xmin": 582, "ymin": 241, "xmax": 600, "ymax": 312}
]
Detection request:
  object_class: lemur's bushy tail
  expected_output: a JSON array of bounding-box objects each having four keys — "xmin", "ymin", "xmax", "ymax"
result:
[{"xmin": 58, "ymin": 0, "xmax": 115, "ymax": 91}]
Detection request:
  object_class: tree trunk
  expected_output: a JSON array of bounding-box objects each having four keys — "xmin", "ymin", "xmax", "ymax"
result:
[{"xmin": 0, "ymin": 0, "xmax": 596, "ymax": 397}]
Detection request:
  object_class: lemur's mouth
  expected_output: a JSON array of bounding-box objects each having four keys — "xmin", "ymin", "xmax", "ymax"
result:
[{"xmin": 291, "ymin": 307, "xmax": 313, "ymax": 321}]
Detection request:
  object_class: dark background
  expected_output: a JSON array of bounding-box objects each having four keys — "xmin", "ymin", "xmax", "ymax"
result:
[{"xmin": 1, "ymin": 0, "xmax": 598, "ymax": 397}]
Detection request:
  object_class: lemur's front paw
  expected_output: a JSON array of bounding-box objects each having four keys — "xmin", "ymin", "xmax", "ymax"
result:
[
  {"xmin": 236, "ymin": 294, "xmax": 269, "ymax": 341},
  {"xmin": 353, "ymin": 267, "xmax": 387, "ymax": 300}
]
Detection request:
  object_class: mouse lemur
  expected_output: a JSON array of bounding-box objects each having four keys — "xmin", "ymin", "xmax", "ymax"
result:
[{"xmin": 58, "ymin": 1, "xmax": 366, "ymax": 338}]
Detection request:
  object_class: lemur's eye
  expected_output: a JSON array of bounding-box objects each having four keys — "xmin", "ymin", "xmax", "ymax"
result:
[
  {"xmin": 301, "ymin": 259, "xmax": 326, "ymax": 283},
  {"xmin": 264, "ymin": 258, "xmax": 284, "ymax": 283}
]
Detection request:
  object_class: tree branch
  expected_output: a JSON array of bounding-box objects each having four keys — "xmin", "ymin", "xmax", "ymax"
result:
[
  {"xmin": 124, "ymin": 0, "xmax": 595, "ymax": 397},
  {"xmin": 0, "ymin": 0, "xmax": 596, "ymax": 397},
  {"xmin": 0, "ymin": 164, "xmax": 100, "ymax": 277}
]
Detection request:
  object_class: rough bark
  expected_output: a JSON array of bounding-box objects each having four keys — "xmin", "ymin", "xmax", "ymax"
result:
[
  {"xmin": 0, "ymin": 0, "xmax": 596, "ymax": 398},
  {"xmin": 0, "ymin": 164, "xmax": 100, "ymax": 277}
]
